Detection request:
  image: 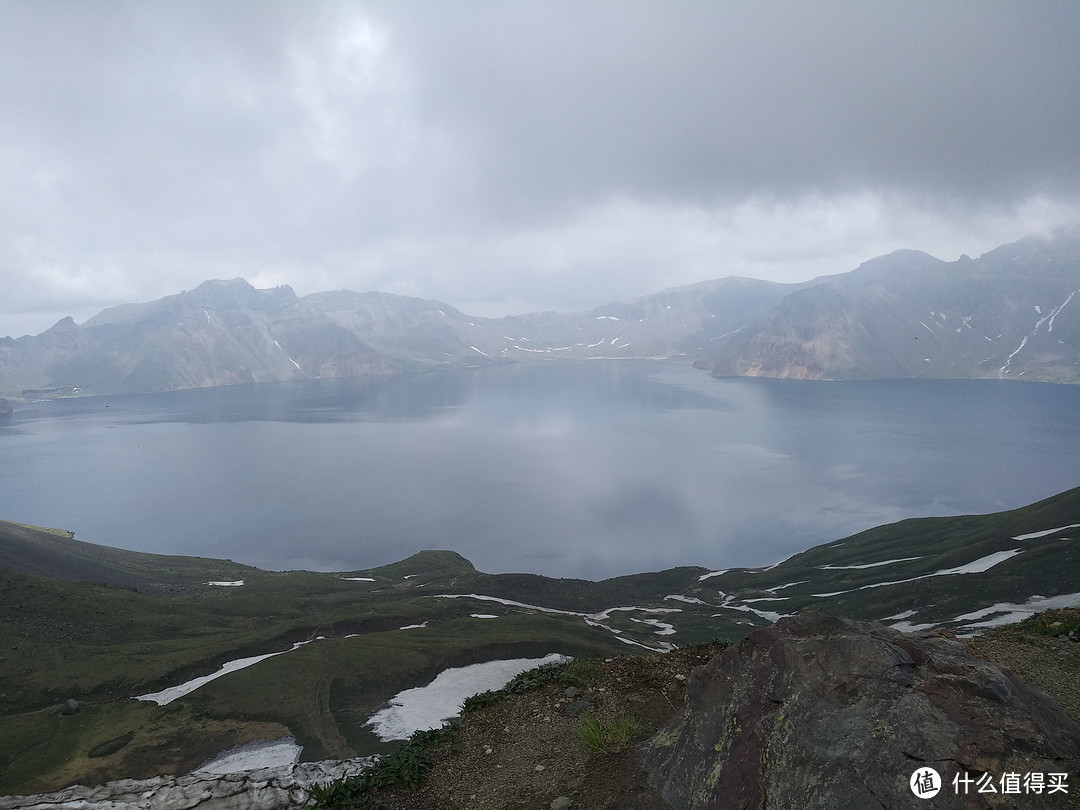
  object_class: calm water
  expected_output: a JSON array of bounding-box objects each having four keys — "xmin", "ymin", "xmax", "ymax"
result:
[{"xmin": 1, "ymin": 361, "xmax": 1077, "ymax": 579}]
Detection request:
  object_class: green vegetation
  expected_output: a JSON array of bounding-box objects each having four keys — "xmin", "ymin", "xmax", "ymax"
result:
[
  {"xmin": 0, "ymin": 524, "xmax": 710, "ymax": 792},
  {"xmin": 306, "ymin": 723, "xmax": 460, "ymax": 810},
  {"xmin": 701, "ymin": 486, "xmax": 1080, "ymax": 631},
  {"xmin": 2, "ymin": 486, "xmax": 1078, "ymax": 794},
  {"xmin": 558, "ymin": 657, "xmax": 606, "ymax": 688},
  {"xmin": 574, "ymin": 711, "xmax": 645, "ymax": 754},
  {"xmin": 460, "ymin": 659, "xmax": 566, "ymax": 716},
  {"xmin": 1017, "ymin": 608, "xmax": 1080, "ymax": 639}
]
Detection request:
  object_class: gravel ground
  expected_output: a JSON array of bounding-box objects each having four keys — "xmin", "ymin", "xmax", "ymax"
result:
[
  {"xmin": 364, "ymin": 612, "xmax": 1080, "ymax": 810},
  {"xmin": 371, "ymin": 643, "xmax": 725, "ymax": 810},
  {"xmin": 965, "ymin": 612, "xmax": 1080, "ymax": 725}
]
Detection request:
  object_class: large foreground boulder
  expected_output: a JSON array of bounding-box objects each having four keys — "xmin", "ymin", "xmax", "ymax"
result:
[{"xmin": 640, "ymin": 611, "xmax": 1080, "ymax": 809}]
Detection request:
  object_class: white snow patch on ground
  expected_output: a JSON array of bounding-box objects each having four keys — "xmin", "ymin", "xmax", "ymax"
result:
[
  {"xmin": 882, "ymin": 609, "xmax": 918, "ymax": 621},
  {"xmin": 817, "ymin": 557, "xmax": 922, "ymax": 570},
  {"xmin": 664, "ymin": 595, "xmax": 707, "ymax": 604},
  {"xmin": 207, "ymin": 580, "xmax": 244, "ymax": 587},
  {"xmin": 341, "ymin": 577, "xmax": 376, "ymax": 582},
  {"xmin": 136, "ymin": 642, "xmax": 313, "ymax": 705},
  {"xmin": 616, "ymin": 636, "xmax": 675, "ymax": 653},
  {"xmin": 1012, "ymin": 523, "xmax": 1080, "ymax": 541},
  {"xmin": 1048, "ymin": 288, "xmax": 1078, "ymax": 332},
  {"xmin": 889, "ymin": 620, "xmax": 939, "ymax": 633},
  {"xmin": 365, "ymin": 654, "xmax": 569, "ymax": 741},
  {"xmin": 631, "ymin": 617, "xmax": 676, "ymax": 636},
  {"xmin": 766, "ymin": 581, "xmax": 810, "ymax": 592},
  {"xmin": 399, "ymin": 622, "xmax": 428, "ymax": 630},
  {"xmin": 195, "ymin": 738, "xmax": 302, "ymax": 774},
  {"xmin": 712, "ymin": 596, "xmax": 790, "ymax": 623},
  {"xmin": 712, "ymin": 606, "xmax": 788, "ymax": 623},
  {"xmin": 816, "ymin": 549, "xmax": 1023, "ymax": 595},
  {"xmin": 590, "ymin": 606, "xmax": 681, "ymax": 622},
  {"xmin": 953, "ymin": 592, "xmax": 1080, "ymax": 632},
  {"xmin": 1000, "ymin": 334, "xmax": 1030, "ymax": 374},
  {"xmin": 434, "ymin": 593, "xmax": 579, "ymax": 616},
  {"xmin": 927, "ymin": 549, "xmax": 1022, "ymax": 576},
  {"xmin": 697, "ymin": 570, "xmax": 728, "ymax": 581},
  {"xmin": 434, "ymin": 594, "xmax": 684, "ymax": 645},
  {"xmin": 469, "ymin": 346, "xmax": 488, "ymax": 356},
  {"xmin": 470, "ymin": 614, "xmax": 498, "ymax": 619}
]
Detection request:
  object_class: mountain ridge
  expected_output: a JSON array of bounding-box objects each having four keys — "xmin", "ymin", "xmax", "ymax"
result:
[{"xmin": 1, "ymin": 229, "xmax": 1078, "ymax": 396}]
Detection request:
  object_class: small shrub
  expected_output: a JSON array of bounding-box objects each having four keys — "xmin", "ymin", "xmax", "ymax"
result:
[
  {"xmin": 574, "ymin": 711, "xmax": 644, "ymax": 754},
  {"xmin": 460, "ymin": 689, "xmax": 503, "ymax": 714},
  {"xmin": 305, "ymin": 722, "xmax": 458, "ymax": 808},
  {"xmin": 503, "ymin": 661, "xmax": 563, "ymax": 693},
  {"xmin": 1023, "ymin": 609, "xmax": 1080, "ymax": 640},
  {"xmin": 306, "ymin": 776, "xmax": 375, "ymax": 809}
]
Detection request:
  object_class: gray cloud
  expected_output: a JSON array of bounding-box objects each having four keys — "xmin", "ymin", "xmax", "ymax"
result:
[{"xmin": 2, "ymin": 1, "xmax": 1078, "ymax": 336}]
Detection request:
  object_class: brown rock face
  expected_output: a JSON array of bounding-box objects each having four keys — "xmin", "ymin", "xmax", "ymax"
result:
[{"xmin": 640, "ymin": 611, "xmax": 1080, "ymax": 809}]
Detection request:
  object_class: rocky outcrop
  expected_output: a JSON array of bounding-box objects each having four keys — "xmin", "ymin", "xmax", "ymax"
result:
[
  {"xmin": 0, "ymin": 759, "xmax": 371, "ymax": 810},
  {"xmin": 704, "ymin": 230, "xmax": 1080, "ymax": 383},
  {"xmin": 640, "ymin": 611, "xmax": 1080, "ymax": 809}
]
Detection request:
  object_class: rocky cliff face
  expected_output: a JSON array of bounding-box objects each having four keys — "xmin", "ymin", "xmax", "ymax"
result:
[
  {"xmin": 0, "ymin": 280, "xmax": 402, "ymax": 396},
  {"xmin": 705, "ymin": 231, "xmax": 1080, "ymax": 382},
  {"xmin": 640, "ymin": 611, "xmax": 1080, "ymax": 810}
]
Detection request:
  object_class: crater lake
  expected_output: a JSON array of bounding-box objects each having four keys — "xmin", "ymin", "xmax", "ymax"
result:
[{"xmin": 1, "ymin": 360, "xmax": 1077, "ymax": 579}]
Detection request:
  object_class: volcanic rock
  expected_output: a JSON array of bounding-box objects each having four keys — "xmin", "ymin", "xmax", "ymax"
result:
[{"xmin": 640, "ymin": 611, "xmax": 1080, "ymax": 809}]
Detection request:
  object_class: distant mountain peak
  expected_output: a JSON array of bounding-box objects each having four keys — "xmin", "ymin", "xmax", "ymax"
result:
[
  {"xmin": 45, "ymin": 316, "xmax": 77, "ymax": 332},
  {"xmin": 183, "ymin": 278, "xmax": 297, "ymax": 310},
  {"xmin": 1, "ymin": 230, "xmax": 1078, "ymax": 396}
]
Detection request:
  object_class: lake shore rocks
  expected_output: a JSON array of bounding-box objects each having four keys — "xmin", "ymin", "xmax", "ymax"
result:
[
  {"xmin": 0, "ymin": 758, "xmax": 373, "ymax": 810},
  {"xmin": 640, "ymin": 610, "xmax": 1080, "ymax": 810}
]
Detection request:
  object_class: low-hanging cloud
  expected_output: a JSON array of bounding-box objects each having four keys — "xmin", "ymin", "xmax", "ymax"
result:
[{"xmin": 1, "ymin": 1, "xmax": 1078, "ymax": 336}]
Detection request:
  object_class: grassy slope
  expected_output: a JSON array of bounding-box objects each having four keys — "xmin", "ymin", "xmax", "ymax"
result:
[
  {"xmin": 0, "ymin": 529, "xmax": 718, "ymax": 793},
  {"xmin": 702, "ymin": 486, "xmax": 1080, "ymax": 629},
  {"xmin": 1, "ymin": 487, "xmax": 1078, "ymax": 794}
]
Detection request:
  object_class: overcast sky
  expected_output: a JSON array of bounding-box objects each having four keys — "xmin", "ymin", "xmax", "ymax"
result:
[{"xmin": 2, "ymin": 1, "xmax": 1079, "ymax": 338}]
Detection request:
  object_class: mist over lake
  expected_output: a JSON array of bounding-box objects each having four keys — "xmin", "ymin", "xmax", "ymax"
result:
[{"xmin": 2, "ymin": 360, "xmax": 1077, "ymax": 580}]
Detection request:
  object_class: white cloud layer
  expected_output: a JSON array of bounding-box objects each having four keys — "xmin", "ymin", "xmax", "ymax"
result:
[{"xmin": 2, "ymin": 1, "xmax": 1078, "ymax": 337}]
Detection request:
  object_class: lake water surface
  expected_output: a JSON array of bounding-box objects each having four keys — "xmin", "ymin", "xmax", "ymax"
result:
[{"xmin": 1, "ymin": 360, "xmax": 1077, "ymax": 579}]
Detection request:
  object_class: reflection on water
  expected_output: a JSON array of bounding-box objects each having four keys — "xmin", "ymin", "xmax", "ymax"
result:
[{"xmin": 1, "ymin": 361, "xmax": 1078, "ymax": 579}]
